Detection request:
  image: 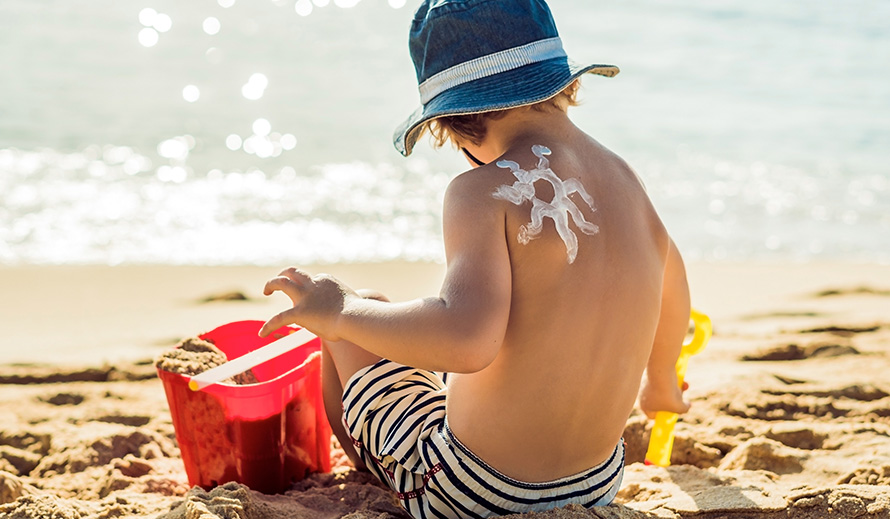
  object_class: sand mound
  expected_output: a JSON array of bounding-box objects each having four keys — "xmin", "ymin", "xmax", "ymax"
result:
[
  {"xmin": 155, "ymin": 337, "xmax": 258, "ymax": 385},
  {"xmin": 157, "ymin": 472, "xmax": 410, "ymax": 519},
  {"xmin": 154, "ymin": 338, "xmax": 229, "ymax": 377},
  {"xmin": 718, "ymin": 437, "xmax": 807, "ymax": 474}
]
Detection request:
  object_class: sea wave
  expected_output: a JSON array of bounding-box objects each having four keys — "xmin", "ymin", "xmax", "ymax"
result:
[{"xmin": 2, "ymin": 145, "xmax": 887, "ymax": 265}]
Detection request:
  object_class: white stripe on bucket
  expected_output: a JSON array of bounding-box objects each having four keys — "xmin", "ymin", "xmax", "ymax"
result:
[{"xmin": 188, "ymin": 327, "xmax": 317, "ymax": 391}]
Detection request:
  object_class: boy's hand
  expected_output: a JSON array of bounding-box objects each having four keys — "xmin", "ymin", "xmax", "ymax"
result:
[
  {"xmin": 259, "ymin": 267, "xmax": 358, "ymax": 341},
  {"xmin": 638, "ymin": 374, "xmax": 691, "ymax": 420}
]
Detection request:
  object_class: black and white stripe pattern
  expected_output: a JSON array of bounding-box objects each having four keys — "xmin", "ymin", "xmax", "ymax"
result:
[{"xmin": 342, "ymin": 360, "xmax": 625, "ymax": 519}]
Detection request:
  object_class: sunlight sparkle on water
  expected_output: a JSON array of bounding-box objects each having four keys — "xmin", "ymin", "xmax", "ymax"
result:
[
  {"xmin": 138, "ymin": 8, "xmax": 171, "ymax": 45},
  {"xmin": 295, "ymin": 0, "xmax": 313, "ymax": 16},
  {"xmin": 138, "ymin": 28, "xmax": 159, "ymax": 47},
  {"xmin": 388, "ymin": 0, "xmax": 406, "ymax": 8},
  {"xmin": 153, "ymin": 13, "xmax": 172, "ymax": 33},
  {"xmin": 225, "ymin": 134, "xmax": 243, "ymax": 151},
  {"xmin": 182, "ymin": 85, "xmax": 200, "ymax": 103},
  {"xmin": 242, "ymin": 73, "xmax": 268, "ymax": 100},
  {"xmin": 138, "ymin": 8, "xmax": 157, "ymax": 26},
  {"xmin": 243, "ymin": 136, "xmax": 277, "ymax": 158},
  {"xmin": 313, "ymin": 0, "xmax": 331, "ymax": 6},
  {"xmin": 226, "ymin": 119, "xmax": 294, "ymax": 159},
  {"xmin": 280, "ymin": 134, "xmax": 297, "ymax": 150},
  {"xmin": 252, "ymin": 118, "xmax": 272, "ymax": 137},
  {"xmin": 218, "ymin": 0, "xmax": 236, "ymax": 8},
  {"xmin": 157, "ymin": 136, "xmax": 193, "ymax": 161},
  {"xmin": 203, "ymin": 17, "xmax": 221, "ymax": 35},
  {"xmin": 156, "ymin": 165, "xmax": 188, "ymax": 183}
]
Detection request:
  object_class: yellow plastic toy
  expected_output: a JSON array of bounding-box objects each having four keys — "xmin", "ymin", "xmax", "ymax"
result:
[{"xmin": 644, "ymin": 308, "xmax": 712, "ymax": 467}]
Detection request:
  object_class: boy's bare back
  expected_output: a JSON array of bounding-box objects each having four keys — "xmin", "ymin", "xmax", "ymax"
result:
[
  {"xmin": 260, "ymin": 108, "xmax": 691, "ymax": 488},
  {"xmin": 444, "ymin": 116, "xmax": 684, "ymax": 482}
]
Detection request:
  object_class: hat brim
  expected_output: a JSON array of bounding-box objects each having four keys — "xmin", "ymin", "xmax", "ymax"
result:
[{"xmin": 393, "ymin": 57, "xmax": 618, "ymax": 156}]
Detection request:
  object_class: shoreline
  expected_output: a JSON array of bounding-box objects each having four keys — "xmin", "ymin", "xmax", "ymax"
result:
[{"xmin": 2, "ymin": 260, "xmax": 887, "ymax": 366}]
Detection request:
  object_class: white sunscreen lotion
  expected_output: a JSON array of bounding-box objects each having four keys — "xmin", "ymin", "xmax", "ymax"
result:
[{"xmin": 493, "ymin": 145, "xmax": 598, "ymax": 263}]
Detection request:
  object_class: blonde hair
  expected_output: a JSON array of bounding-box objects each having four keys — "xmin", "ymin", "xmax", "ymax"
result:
[{"xmin": 419, "ymin": 80, "xmax": 581, "ymax": 149}]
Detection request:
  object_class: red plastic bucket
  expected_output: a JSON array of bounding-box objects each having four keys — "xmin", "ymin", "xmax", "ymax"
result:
[{"xmin": 157, "ymin": 320, "xmax": 332, "ymax": 494}]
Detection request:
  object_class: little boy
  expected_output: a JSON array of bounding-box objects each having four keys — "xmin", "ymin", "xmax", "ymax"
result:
[{"xmin": 260, "ymin": 0, "xmax": 691, "ymax": 517}]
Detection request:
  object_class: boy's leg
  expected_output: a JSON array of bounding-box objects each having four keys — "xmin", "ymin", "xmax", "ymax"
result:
[
  {"xmin": 320, "ymin": 288, "xmax": 387, "ymax": 470},
  {"xmin": 321, "ymin": 341, "xmax": 367, "ymax": 470},
  {"xmin": 324, "ymin": 337, "xmax": 384, "ymax": 387}
]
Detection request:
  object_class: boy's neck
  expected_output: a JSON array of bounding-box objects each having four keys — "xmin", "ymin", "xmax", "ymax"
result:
[{"xmin": 482, "ymin": 108, "xmax": 577, "ymax": 159}]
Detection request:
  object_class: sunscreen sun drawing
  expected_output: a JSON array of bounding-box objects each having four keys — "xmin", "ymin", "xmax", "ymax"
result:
[{"xmin": 493, "ymin": 145, "xmax": 598, "ymax": 263}]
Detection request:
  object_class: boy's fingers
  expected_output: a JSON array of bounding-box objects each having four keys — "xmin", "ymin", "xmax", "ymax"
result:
[
  {"xmin": 263, "ymin": 267, "xmax": 311, "ymax": 296},
  {"xmin": 259, "ymin": 308, "xmax": 300, "ymax": 337},
  {"xmin": 263, "ymin": 276, "xmax": 305, "ymax": 300},
  {"xmin": 279, "ymin": 267, "xmax": 312, "ymax": 284},
  {"xmin": 258, "ymin": 320, "xmax": 275, "ymax": 338},
  {"xmin": 260, "ymin": 268, "xmax": 314, "ymax": 336}
]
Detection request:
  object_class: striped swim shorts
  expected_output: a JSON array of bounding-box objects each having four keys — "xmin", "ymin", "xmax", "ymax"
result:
[{"xmin": 341, "ymin": 359, "xmax": 626, "ymax": 519}]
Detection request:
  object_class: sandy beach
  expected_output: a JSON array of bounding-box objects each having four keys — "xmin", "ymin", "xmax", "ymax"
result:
[{"xmin": 1, "ymin": 261, "xmax": 889, "ymax": 518}]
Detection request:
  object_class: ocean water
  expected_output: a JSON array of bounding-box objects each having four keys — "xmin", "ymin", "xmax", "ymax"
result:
[{"xmin": 1, "ymin": 0, "xmax": 888, "ymax": 266}]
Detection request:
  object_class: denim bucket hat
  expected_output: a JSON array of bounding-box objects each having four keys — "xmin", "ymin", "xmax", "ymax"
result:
[{"xmin": 393, "ymin": 0, "xmax": 619, "ymax": 156}]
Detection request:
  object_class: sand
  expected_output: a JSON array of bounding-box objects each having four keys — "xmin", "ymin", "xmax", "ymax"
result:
[
  {"xmin": 154, "ymin": 337, "xmax": 258, "ymax": 385},
  {"xmin": 1, "ymin": 261, "xmax": 889, "ymax": 519}
]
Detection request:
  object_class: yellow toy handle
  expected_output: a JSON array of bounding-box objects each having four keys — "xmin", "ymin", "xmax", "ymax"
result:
[{"xmin": 644, "ymin": 308, "xmax": 712, "ymax": 467}]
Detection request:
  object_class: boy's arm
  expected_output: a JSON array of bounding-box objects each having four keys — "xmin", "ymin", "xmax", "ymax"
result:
[
  {"xmin": 638, "ymin": 237, "xmax": 692, "ymax": 418},
  {"xmin": 260, "ymin": 171, "xmax": 512, "ymax": 373}
]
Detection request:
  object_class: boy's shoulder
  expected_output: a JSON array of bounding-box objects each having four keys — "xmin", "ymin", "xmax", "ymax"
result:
[
  {"xmin": 445, "ymin": 135, "xmax": 638, "ymax": 203},
  {"xmin": 445, "ymin": 144, "xmax": 560, "ymax": 202},
  {"xmin": 444, "ymin": 161, "xmax": 509, "ymax": 203}
]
